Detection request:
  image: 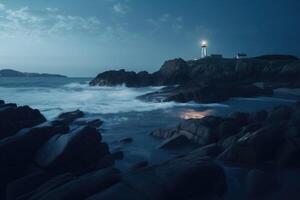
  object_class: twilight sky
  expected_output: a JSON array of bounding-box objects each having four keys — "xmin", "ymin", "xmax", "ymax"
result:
[{"xmin": 0, "ymin": 0, "xmax": 299, "ymax": 77}]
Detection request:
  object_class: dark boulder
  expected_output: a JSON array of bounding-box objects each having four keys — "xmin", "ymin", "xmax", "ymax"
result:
[
  {"xmin": 87, "ymin": 155, "xmax": 226, "ymax": 200},
  {"xmin": 151, "ymin": 127, "xmax": 177, "ymax": 139},
  {"xmin": 0, "ymin": 100, "xmax": 4, "ymax": 105},
  {"xmin": 252, "ymin": 110, "xmax": 268, "ymax": 123},
  {"xmin": 230, "ymin": 112, "xmax": 250, "ymax": 127},
  {"xmin": 111, "ymin": 151, "xmax": 124, "ymax": 160},
  {"xmin": 31, "ymin": 168, "xmax": 120, "ymax": 200},
  {"xmin": 190, "ymin": 143, "xmax": 222, "ymax": 158},
  {"xmin": 128, "ymin": 161, "xmax": 149, "ymax": 171},
  {"xmin": 217, "ymin": 119, "xmax": 242, "ymax": 140},
  {"xmin": 119, "ymin": 137, "xmax": 133, "ymax": 144},
  {"xmin": 89, "ymin": 69, "xmax": 153, "ymax": 87},
  {"xmin": 165, "ymin": 84, "xmax": 273, "ymax": 104},
  {"xmin": 73, "ymin": 118, "xmax": 103, "ymax": 128},
  {"xmin": 35, "ymin": 126, "xmax": 109, "ymax": 173},
  {"xmin": 155, "ymin": 58, "xmax": 190, "ymax": 85},
  {"xmin": 276, "ymin": 138, "xmax": 300, "ymax": 168},
  {"xmin": 57, "ymin": 110, "xmax": 84, "ymax": 124},
  {"xmin": 0, "ymin": 121, "xmax": 69, "ymax": 197},
  {"xmin": 0, "ymin": 103, "xmax": 16, "ymax": 109},
  {"xmin": 290, "ymin": 108, "xmax": 300, "ymax": 131},
  {"xmin": 267, "ymin": 105, "xmax": 293, "ymax": 123},
  {"xmin": 0, "ymin": 105, "xmax": 46, "ymax": 139},
  {"xmin": 86, "ymin": 183, "xmax": 146, "ymax": 200},
  {"xmin": 20, "ymin": 173, "xmax": 74, "ymax": 200},
  {"xmin": 157, "ymin": 134, "xmax": 191, "ymax": 149},
  {"xmin": 246, "ymin": 169, "xmax": 279, "ymax": 199},
  {"xmin": 151, "ymin": 116, "xmax": 224, "ymax": 146},
  {"xmin": 218, "ymin": 124, "xmax": 285, "ymax": 164},
  {"xmin": 6, "ymin": 171, "xmax": 55, "ymax": 200}
]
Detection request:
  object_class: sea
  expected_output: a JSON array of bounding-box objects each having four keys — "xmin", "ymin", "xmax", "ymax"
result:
[{"xmin": 0, "ymin": 77, "xmax": 299, "ymax": 169}]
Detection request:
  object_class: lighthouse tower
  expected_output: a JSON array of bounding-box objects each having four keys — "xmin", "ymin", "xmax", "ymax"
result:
[{"xmin": 201, "ymin": 40, "xmax": 208, "ymax": 58}]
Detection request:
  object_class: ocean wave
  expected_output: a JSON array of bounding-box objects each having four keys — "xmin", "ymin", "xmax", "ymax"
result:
[{"xmin": 0, "ymin": 82, "xmax": 195, "ymax": 119}]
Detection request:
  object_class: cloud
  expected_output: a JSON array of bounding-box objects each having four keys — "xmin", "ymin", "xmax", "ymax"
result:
[
  {"xmin": 112, "ymin": 2, "xmax": 129, "ymax": 14},
  {"xmin": 147, "ymin": 13, "xmax": 184, "ymax": 32},
  {"xmin": 0, "ymin": 3, "xmax": 5, "ymax": 10},
  {"xmin": 159, "ymin": 13, "xmax": 170, "ymax": 22},
  {"xmin": 46, "ymin": 7, "xmax": 59, "ymax": 13},
  {"xmin": 0, "ymin": 3, "xmax": 102, "ymax": 38}
]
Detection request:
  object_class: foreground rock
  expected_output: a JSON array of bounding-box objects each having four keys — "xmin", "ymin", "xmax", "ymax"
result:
[
  {"xmin": 35, "ymin": 126, "xmax": 109, "ymax": 173},
  {"xmin": 0, "ymin": 101, "xmax": 46, "ymax": 139},
  {"xmin": 157, "ymin": 134, "xmax": 191, "ymax": 149},
  {"xmin": 152, "ymin": 103, "xmax": 300, "ymax": 168},
  {"xmin": 87, "ymin": 156, "xmax": 226, "ymax": 200},
  {"xmin": 2, "ymin": 100, "xmax": 300, "ymax": 199},
  {"xmin": 246, "ymin": 169, "xmax": 279, "ymax": 199},
  {"xmin": 90, "ymin": 56, "xmax": 300, "ymax": 103},
  {"xmin": 0, "ymin": 102, "xmax": 113, "ymax": 199}
]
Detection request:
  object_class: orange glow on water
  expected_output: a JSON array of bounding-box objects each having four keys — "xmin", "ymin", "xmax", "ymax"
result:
[{"xmin": 180, "ymin": 109, "xmax": 214, "ymax": 120}]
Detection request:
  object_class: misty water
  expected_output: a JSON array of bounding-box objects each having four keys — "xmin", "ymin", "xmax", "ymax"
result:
[{"xmin": 0, "ymin": 77, "xmax": 299, "ymax": 169}]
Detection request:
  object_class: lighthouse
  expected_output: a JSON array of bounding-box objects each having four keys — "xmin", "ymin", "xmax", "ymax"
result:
[{"xmin": 201, "ymin": 40, "xmax": 208, "ymax": 58}]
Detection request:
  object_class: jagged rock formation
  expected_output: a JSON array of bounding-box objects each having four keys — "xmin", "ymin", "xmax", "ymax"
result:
[{"xmin": 90, "ymin": 55, "xmax": 300, "ymax": 103}]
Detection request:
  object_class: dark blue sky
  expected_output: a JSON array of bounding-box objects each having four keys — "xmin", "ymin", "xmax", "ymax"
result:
[{"xmin": 0, "ymin": 0, "xmax": 299, "ymax": 76}]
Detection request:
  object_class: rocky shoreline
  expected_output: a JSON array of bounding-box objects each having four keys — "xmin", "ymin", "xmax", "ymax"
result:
[
  {"xmin": 1, "ymin": 99, "xmax": 300, "ymax": 199},
  {"xmin": 90, "ymin": 56, "xmax": 300, "ymax": 103}
]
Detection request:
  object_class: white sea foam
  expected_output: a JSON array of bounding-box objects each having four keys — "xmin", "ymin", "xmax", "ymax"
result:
[{"xmin": 0, "ymin": 82, "xmax": 199, "ymax": 119}]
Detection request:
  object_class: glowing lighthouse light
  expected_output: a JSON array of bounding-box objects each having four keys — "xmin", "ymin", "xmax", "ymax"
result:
[
  {"xmin": 201, "ymin": 40, "xmax": 207, "ymax": 47},
  {"xmin": 201, "ymin": 40, "xmax": 208, "ymax": 58}
]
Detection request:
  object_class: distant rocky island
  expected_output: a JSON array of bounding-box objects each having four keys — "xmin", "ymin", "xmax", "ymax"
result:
[
  {"xmin": 0, "ymin": 69, "xmax": 67, "ymax": 78},
  {"xmin": 90, "ymin": 54, "xmax": 300, "ymax": 103}
]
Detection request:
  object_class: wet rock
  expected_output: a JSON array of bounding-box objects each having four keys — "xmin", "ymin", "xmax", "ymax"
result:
[
  {"xmin": 0, "ymin": 121, "xmax": 69, "ymax": 196},
  {"xmin": 252, "ymin": 110, "xmax": 268, "ymax": 123},
  {"xmin": 0, "ymin": 100, "xmax": 4, "ymax": 105},
  {"xmin": 218, "ymin": 124, "xmax": 285, "ymax": 164},
  {"xmin": 276, "ymin": 138, "xmax": 300, "ymax": 168},
  {"xmin": 151, "ymin": 127, "xmax": 177, "ymax": 139},
  {"xmin": 0, "ymin": 105, "xmax": 46, "ymax": 139},
  {"xmin": 87, "ymin": 183, "xmax": 145, "ymax": 200},
  {"xmin": 111, "ymin": 151, "xmax": 124, "ymax": 160},
  {"xmin": 230, "ymin": 112, "xmax": 250, "ymax": 126},
  {"xmin": 6, "ymin": 171, "xmax": 55, "ymax": 200},
  {"xmin": 35, "ymin": 126, "xmax": 108, "ymax": 173},
  {"xmin": 128, "ymin": 161, "xmax": 149, "ymax": 171},
  {"xmin": 119, "ymin": 137, "xmax": 133, "ymax": 144},
  {"xmin": 165, "ymin": 84, "xmax": 273, "ymax": 104},
  {"xmin": 73, "ymin": 118, "xmax": 103, "ymax": 128},
  {"xmin": 217, "ymin": 119, "xmax": 242, "ymax": 140},
  {"xmin": 21, "ymin": 173, "xmax": 74, "ymax": 200},
  {"xmin": 88, "ymin": 153, "xmax": 226, "ymax": 200},
  {"xmin": 191, "ymin": 143, "xmax": 222, "ymax": 158},
  {"xmin": 57, "ymin": 110, "xmax": 84, "ymax": 124},
  {"xmin": 31, "ymin": 168, "xmax": 120, "ymax": 200},
  {"xmin": 157, "ymin": 134, "xmax": 191, "ymax": 149},
  {"xmin": 290, "ymin": 108, "xmax": 300, "ymax": 131},
  {"xmin": 89, "ymin": 69, "xmax": 153, "ymax": 87},
  {"xmin": 179, "ymin": 118, "xmax": 217, "ymax": 145},
  {"xmin": 0, "ymin": 103, "xmax": 16, "ymax": 109},
  {"xmin": 246, "ymin": 169, "xmax": 279, "ymax": 199},
  {"xmin": 267, "ymin": 105, "xmax": 293, "ymax": 123},
  {"xmin": 152, "ymin": 116, "xmax": 225, "ymax": 146}
]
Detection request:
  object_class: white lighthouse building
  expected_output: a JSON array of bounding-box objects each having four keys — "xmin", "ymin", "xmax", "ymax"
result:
[{"xmin": 201, "ymin": 40, "xmax": 208, "ymax": 58}]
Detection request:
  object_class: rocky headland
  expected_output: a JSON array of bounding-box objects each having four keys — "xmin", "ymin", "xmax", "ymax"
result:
[{"xmin": 90, "ymin": 55, "xmax": 300, "ymax": 103}]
